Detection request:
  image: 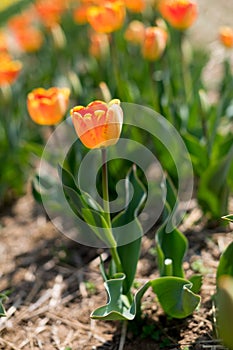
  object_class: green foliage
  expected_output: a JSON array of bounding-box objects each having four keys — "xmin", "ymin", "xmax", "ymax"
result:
[
  {"xmin": 216, "ymin": 241, "xmax": 233, "ymax": 282},
  {"xmin": 0, "ymin": 293, "xmax": 8, "ymax": 317},
  {"xmin": 217, "ymin": 276, "xmax": 233, "ymax": 350}
]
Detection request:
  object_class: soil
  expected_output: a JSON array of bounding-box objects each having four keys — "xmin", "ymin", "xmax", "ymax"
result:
[
  {"xmin": 1, "ymin": 1, "xmax": 233, "ymax": 349},
  {"xmin": 0, "ymin": 188, "xmax": 232, "ymax": 350}
]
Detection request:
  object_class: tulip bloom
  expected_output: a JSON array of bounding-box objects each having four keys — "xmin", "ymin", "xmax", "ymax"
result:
[
  {"xmin": 27, "ymin": 87, "xmax": 70, "ymax": 125},
  {"xmin": 158, "ymin": 0, "xmax": 198, "ymax": 30},
  {"xmin": 89, "ymin": 31, "xmax": 109, "ymax": 59},
  {"xmin": 219, "ymin": 26, "xmax": 233, "ymax": 49},
  {"xmin": 124, "ymin": 20, "xmax": 145, "ymax": 45},
  {"xmin": 35, "ymin": 0, "xmax": 67, "ymax": 28},
  {"xmin": 124, "ymin": 0, "xmax": 145, "ymax": 13},
  {"xmin": 87, "ymin": 2, "xmax": 125, "ymax": 33},
  {"xmin": 13, "ymin": 28, "xmax": 44, "ymax": 53},
  {"xmin": 142, "ymin": 26, "xmax": 168, "ymax": 61},
  {"xmin": 0, "ymin": 53, "xmax": 22, "ymax": 86},
  {"xmin": 71, "ymin": 99, "xmax": 123, "ymax": 149}
]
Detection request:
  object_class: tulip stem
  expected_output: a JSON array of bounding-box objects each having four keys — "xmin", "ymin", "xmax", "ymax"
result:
[
  {"xmin": 149, "ymin": 62, "xmax": 160, "ymax": 112},
  {"xmin": 101, "ymin": 148, "xmax": 122, "ymax": 273}
]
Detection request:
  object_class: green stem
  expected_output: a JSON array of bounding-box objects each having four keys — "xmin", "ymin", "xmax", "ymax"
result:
[
  {"xmin": 101, "ymin": 148, "xmax": 122, "ymax": 272},
  {"xmin": 149, "ymin": 61, "xmax": 160, "ymax": 112}
]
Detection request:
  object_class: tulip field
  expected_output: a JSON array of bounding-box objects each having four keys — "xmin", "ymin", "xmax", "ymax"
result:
[{"xmin": 0, "ymin": 0, "xmax": 233, "ymax": 349}]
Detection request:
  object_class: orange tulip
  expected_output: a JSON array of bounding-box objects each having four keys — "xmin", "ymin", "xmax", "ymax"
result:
[
  {"xmin": 0, "ymin": 53, "xmax": 22, "ymax": 86},
  {"xmin": 73, "ymin": 4, "xmax": 90, "ymax": 24},
  {"xmin": 71, "ymin": 99, "xmax": 123, "ymax": 149},
  {"xmin": 124, "ymin": 0, "xmax": 146, "ymax": 13},
  {"xmin": 89, "ymin": 31, "xmax": 109, "ymax": 59},
  {"xmin": 158, "ymin": 0, "xmax": 198, "ymax": 30},
  {"xmin": 124, "ymin": 20, "xmax": 145, "ymax": 45},
  {"xmin": 142, "ymin": 26, "xmax": 167, "ymax": 61},
  {"xmin": 35, "ymin": 0, "xmax": 67, "ymax": 28},
  {"xmin": 219, "ymin": 26, "xmax": 233, "ymax": 49},
  {"xmin": 27, "ymin": 87, "xmax": 70, "ymax": 125},
  {"xmin": 87, "ymin": 2, "xmax": 126, "ymax": 33},
  {"xmin": 13, "ymin": 28, "xmax": 44, "ymax": 53}
]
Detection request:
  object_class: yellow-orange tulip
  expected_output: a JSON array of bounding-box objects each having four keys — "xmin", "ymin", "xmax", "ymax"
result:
[
  {"xmin": 142, "ymin": 26, "xmax": 167, "ymax": 61},
  {"xmin": 158, "ymin": 0, "xmax": 198, "ymax": 30},
  {"xmin": 124, "ymin": 20, "xmax": 145, "ymax": 45},
  {"xmin": 219, "ymin": 26, "xmax": 233, "ymax": 49},
  {"xmin": 27, "ymin": 87, "xmax": 70, "ymax": 125},
  {"xmin": 124, "ymin": 0, "xmax": 145, "ymax": 13},
  {"xmin": 0, "ymin": 53, "xmax": 22, "ymax": 86},
  {"xmin": 71, "ymin": 99, "xmax": 123, "ymax": 149},
  {"xmin": 87, "ymin": 2, "xmax": 125, "ymax": 33}
]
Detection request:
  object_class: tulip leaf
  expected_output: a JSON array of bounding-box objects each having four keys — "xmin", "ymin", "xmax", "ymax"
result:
[
  {"xmin": 188, "ymin": 274, "xmax": 203, "ymax": 294},
  {"xmin": 91, "ymin": 273, "xmax": 151, "ymax": 321},
  {"xmin": 197, "ymin": 144, "xmax": 233, "ymax": 218},
  {"xmin": 0, "ymin": 293, "xmax": 7, "ymax": 317},
  {"xmin": 112, "ymin": 166, "xmax": 146, "ymax": 294},
  {"xmin": 222, "ymin": 214, "xmax": 233, "ymax": 223},
  {"xmin": 59, "ymin": 164, "xmax": 107, "ymax": 216},
  {"xmin": 91, "ymin": 275, "xmax": 200, "ymax": 320},
  {"xmin": 156, "ymin": 179, "xmax": 188, "ymax": 278},
  {"xmin": 58, "ymin": 164, "xmax": 80, "ymax": 194},
  {"xmin": 82, "ymin": 208, "xmax": 116, "ymax": 247},
  {"xmin": 216, "ymin": 242, "xmax": 233, "ymax": 282},
  {"xmin": 31, "ymin": 173, "xmax": 59, "ymax": 204},
  {"xmin": 217, "ymin": 276, "xmax": 233, "ymax": 350},
  {"xmin": 151, "ymin": 277, "xmax": 201, "ymax": 319},
  {"xmin": 156, "ymin": 215, "xmax": 188, "ymax": 278}
]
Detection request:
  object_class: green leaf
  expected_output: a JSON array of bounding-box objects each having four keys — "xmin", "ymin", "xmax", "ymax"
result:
[
  {"xmin": 58, "ymin": 164, "xmax": 80, "ymax": 193},
  {"xmin": 91, "ymin": 273, "xmax": 151, "ymax": 321},
  {"xmin": 0, "ymin": 294, "xmax": 7, "ymax": 317},
  {"xmin": 197, "ymin": 144, "xmax": 233, "ymax": 218},
  {"xmin": 217, "ymin": 276, "xmax": 233, "ymax": 350},
  {"xmin": 91, "ymin": 275, "xmax": 200, "ymax": 320},
  {"xmin": 188, "ymin": 274, "xmax": 203, "ymax": 294},
  {"xmin": 31, "ymin": 173, "xmax": 57, "ymax": 204},
  {"xmin": 112, "ymin": 166, "xmax": 146, "ymax": 294},
  {"xmin": 156, "ymin": 220, "xmax": 188, "ymax": 278},
  {"xmin": 151, "ymin": 277, "xmax": 201, "ymax": 319},
  {"xmin": 82, "ymin": 208, "xmax": 116, "ymax": 247},
  {"xmin": 182, "ymin": 132, "xmax": 208, "ymax": 175},
  {"xmin": 59, "ymin": 164, "xmax": 105, "ymax": 214},
  {"xmin": 222, "ymin": 214, "xmax": 233, "ymax": 223},
  {"xmin": 217, "ymin": 242, "xmax": 233, "ymax": 282},
  {"xmin": 155, "ymin": 177, "xmax": 188, "ymax": 278}
]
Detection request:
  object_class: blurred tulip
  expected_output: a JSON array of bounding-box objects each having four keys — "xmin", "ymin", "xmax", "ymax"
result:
[
  {"xmin": 27, "ymin": 87, "xmax": 70, "ymax": 125},
  {"xmin": 73, "ymin": 4, "xmax": 90, "ymax": 24},
  {"xmin": 71, "ymin": 99, "xmax": 123, "ymax": 149},
  {"xmin": 124, "ymin": 0, "xmax": 146, "ymax": 13},
  {"xmin": 35, "ymin": 0, "xmax": 67, "ymax": 28},
  {"xmin": 158, "ymin": 0, "xmax": 198, "ymax": 30},
  {"xmin": 89, "ymin": 31, "xmax": 109, "ymax": 59},
  {"xmin": 124, "ymin": 20, "xmax": 145, "ymax": 45},
  {"xmin": 7, "ymin": 11, "xmax": 35, "ymax": 31},
  {"xmin": 87, "ymin": 2, "xmax": 126, "ymax": 33},
  {"xmin": 13, "ymin": 28, "xmax": 44, "ymax": 53},
  {"xmin": 219, "ymin": 26, "xmax": 233, "ymax": 49},
  {"xmin": 0, "ymin": 53, "xmax": 22, "ymax": 86},
  {"xmin": 142, "ymin": 26, "xmax": 167, "ymax": 60}
]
